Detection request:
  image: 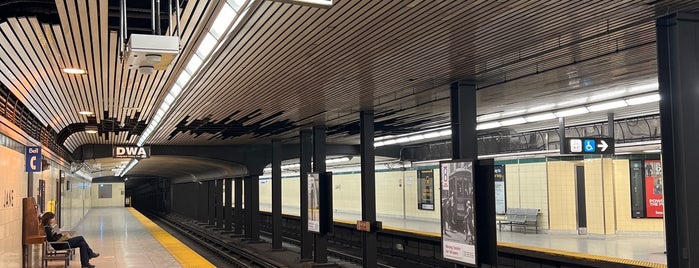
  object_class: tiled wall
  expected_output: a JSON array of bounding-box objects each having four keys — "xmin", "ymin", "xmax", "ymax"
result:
[
  {"xmin": 583, "ymin": 158, "xmax": 616, "ymax": 235},
  {"xmin": 613, "ymin": 160, "xmax": 664, "ymax": 232},
  {"xmin": 0, "ymin": 146, "xmax": 27, "ymax": 267},
  {"xmin": 259, "ymin": 169, "xmax": 443, "ymax": 221},
  {"xmin": 547, "ymin": 161, "xmax": 579, "ymax": 231},
  {"xmin": 61, "ymin": 176, "xmax": 92, "ymax": 230},
  {"xmin": 91, "ymin": 183, "xmax": 125, "ymax": 207},
  {"xmin": 505, "ymin": 162, "xmax": 549, "ymax": 229}
]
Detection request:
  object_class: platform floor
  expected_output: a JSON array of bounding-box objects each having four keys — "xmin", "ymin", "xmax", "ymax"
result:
[{"xmin": 36, "ymin": 207, "xmax": 212, "ymax": 268}]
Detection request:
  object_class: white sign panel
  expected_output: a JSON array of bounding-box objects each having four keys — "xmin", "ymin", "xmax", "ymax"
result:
[{"xmin": 113, "ymin": 146, "xmax": 150, "ymax": 158}]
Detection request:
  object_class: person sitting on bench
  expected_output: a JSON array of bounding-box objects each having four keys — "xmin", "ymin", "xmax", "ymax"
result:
[{"xmin": 40, "ymin": 212, "xmax": 100, "ymax": 268}]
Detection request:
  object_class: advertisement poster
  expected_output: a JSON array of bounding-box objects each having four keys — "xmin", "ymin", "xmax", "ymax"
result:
[
  {"xmin": 494, "ymin": 165, "xmax": 506, "ymax": 214},
  {"xmin": 644, "ymin": 160, "xmax": 664, "ymax": 218},
  {"xmin": 418, "ymin": 169, "xmax": 435, "ymax": 210},
  {"xmin": 307, "ymin": 173, "xmax": 320, "ymax": 233},
  {"xmin": 629, "ymin": 160, "xmax": 645, "ymax": 218},
  {"xmin": 440, "ymin": 160, "xmax": 476, "ymax": 266}
]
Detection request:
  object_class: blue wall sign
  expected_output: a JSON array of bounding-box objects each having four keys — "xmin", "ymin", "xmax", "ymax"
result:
[
  {"xmin": 561, "ymin": 137, "xmax": 615, "ymax": 154},
  {"xmin": 25, "ymin": 146, "xmax": 42, "ymax": 172}
]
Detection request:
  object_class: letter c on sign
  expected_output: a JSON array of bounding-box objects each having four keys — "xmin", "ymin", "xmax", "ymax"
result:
[{"xmin": 30, "ymin": 156, "xmax": 36, "ymax": 170}]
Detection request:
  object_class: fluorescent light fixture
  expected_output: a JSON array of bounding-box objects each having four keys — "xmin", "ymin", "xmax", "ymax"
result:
[
  {"xmin": 211, "ymin": 4, "xmax": 236, "ymax": 38},
  {"xmin": 196, "ymin": 33, "xmax": 217, "ymax": 57},
  {"xmin": 438, "ymin": 129, "xmax": 452, "ymax": 136},
  {"xmin": 374, "ymin": 141, "xmax": 385, "ymax": 147},
  {"xmin": 525, "ymin": 112, "xmax": 556, "ymax": 122},
  {"xmin": 628, "ymin": 82, "xmax": 658, "ymax": 93},
  {"xmin": 477, "ymin": 112, "xmax": 501, "ymax": 122},
  {"xmin": 185, "ymin": 55, "xmax": 203, "ymax": 74},
  {"xmin": 500, "ymin": 117, "xmax": 527, "ymax": 126},
  {"xmin": 176, "ymin": 71, "xmax": 192, "ymax": 87},
  {"xmin": 587, "ymin": 100, "xmax": 628, "ymax": 112},
  {"xmin": 625, "ymin": 94, "xmax": 660, "ymax": 105},
  {"xmin": 85, "ymin": 125, "xmax": 98, "ymax": 134},
  {"xmin": 502, "ymin": 109, "xmax": 526, "ymax": 117},
  {"xmin": 643, "ymin": 149, "xmax": 662, "ymax": 153},
  {"xmin": 62, "ymin": 68, "xmax": 86, "ymax": 75},
  {"xmin": 79, "ymin": 111, "xmax": 93, "ymax": 115},
  {"xmin": 119, "ymin": 159, "xmax": 139, "ymax": 177},
  {"xmin": 277, "ymin": 0, "xmax": 335, "ymax": 7},
  {"xmin": 554, "ymin": 107, "xmax": 589, "ymax": 117},
  {"xmin": 396, "ymin": 137, "xmax": 410, "ymax": 143},
  {"xmin": 476, "ymin": 122, "xmax": 501, "ymax": 130},
  {"xmin": 383, "ymin": 139, "xmax": 397, "ymax": 145},
  {"xmin": 615, "ymin": 152, "xmax": 633, "ymax": 155},
  {"xmin": 557, "ymin": 97, "xmax": 588, "ymax": 107},
  {"xmin": 423, "ymin": 132, "xmax": 441, "ymax": 139},
  {"xmin": 527, "ymin": 104, "xmax": 555, "ymax": 113},
  {"xmin": 589, "ymin": 90, "xmax": 625, "ymax": 101},
  {"xmin": 408, "ymin": 134, "xmax": 425, "ymax": 141}
]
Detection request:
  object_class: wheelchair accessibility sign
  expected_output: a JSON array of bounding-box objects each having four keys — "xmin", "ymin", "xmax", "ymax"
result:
[{"xmin": 562, "ymin": 138, "xmax": 614, "ymax": 154}]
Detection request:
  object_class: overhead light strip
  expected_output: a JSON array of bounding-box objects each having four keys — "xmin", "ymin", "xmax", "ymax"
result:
[{"xmin": 137, "ymin": 0, "xmax": 253, "ymax": 147}]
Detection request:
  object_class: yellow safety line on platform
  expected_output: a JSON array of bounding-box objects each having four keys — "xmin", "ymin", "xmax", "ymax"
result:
[
  {"xmin": 498, "ymin": 242, "xmax": 667, "ymax": 268},
  {"xmin": 128, "ymin": 208, "xmax": 215, "ymax": 268}
]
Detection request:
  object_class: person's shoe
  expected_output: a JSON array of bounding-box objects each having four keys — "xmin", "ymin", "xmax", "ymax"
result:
[
  {"xmin": 82, "ymin": 264, "xmax": 95, "ymax": 268},
  {"xmin": 89, "ymin": 252, "xmax": 100, "ymax": 258}
]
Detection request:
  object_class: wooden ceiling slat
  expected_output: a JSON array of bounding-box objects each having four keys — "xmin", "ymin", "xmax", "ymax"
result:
[
  {"xmin": 49, "ymin": 24, "xmax": 86, "ymax": 122},
  {"xmin": 61, "ymin": 0, "xmax": 90, "ymax": 113}
]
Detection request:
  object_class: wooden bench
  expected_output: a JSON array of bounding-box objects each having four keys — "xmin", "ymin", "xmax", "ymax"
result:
[{"xmin": 497, "ymin": 208, "xmax": 540, "ymax": 234}]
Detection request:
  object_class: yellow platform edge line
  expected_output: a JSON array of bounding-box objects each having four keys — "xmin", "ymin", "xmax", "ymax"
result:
[
  {"xmin": 127, "ymin": 208, "xmax": 215, "ymax": 268},
  {"xmin": 498, "ymin": 242, "xmax": 667, "ymax": 268}
]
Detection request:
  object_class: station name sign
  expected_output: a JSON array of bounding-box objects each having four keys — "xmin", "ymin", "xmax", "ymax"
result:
[
  {"xmin": 561, "ymin": 137, "xmax": 615, "ymax": 154},
  {"xmin": 113, "ymin": 146, "xmax": 150, "ymax": 159}
]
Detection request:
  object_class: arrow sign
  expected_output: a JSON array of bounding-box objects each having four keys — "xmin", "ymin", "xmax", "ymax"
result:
[
  {"xmin": 598, "ymin": 140, "xmax": 609, "ymax": 152},
  {"xmin": 561, "ymin": 137, "xmax": 615, "ymax": 154}
]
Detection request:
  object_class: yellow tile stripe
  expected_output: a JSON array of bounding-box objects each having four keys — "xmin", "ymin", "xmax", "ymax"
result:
[{"xmin": 128, "ymin": 208, "xmax": 215, "ymax": 268}]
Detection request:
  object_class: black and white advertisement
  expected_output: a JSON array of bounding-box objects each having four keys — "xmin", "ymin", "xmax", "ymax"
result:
[
  {"xmin": 418, "ymin": 169, "xmax": 435, "ymax": 210},
  {"xmin": 494, "ymin": 165, "xmax": 506, "ymax": 215},
  {"xmin": 440, "ymin": 160, "xmax": 477, "ymax": 266},
  {"xmin": 307, "ymin": 173, "xmax": 320, "ymax": 233}
]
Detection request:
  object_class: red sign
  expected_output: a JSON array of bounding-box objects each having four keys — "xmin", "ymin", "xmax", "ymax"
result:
[{"xmin": 644, "ymin": 160, "xmax": 664, "ymax": 218}]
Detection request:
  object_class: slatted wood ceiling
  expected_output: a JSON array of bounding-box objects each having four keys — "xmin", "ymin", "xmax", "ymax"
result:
[
  {"xmin": 3, "ymin": 0, "xmax": 699, "ymax": 151},
  {"xmin": 0, "ymin": 0, "xmax": 219, "ymax": 151}
]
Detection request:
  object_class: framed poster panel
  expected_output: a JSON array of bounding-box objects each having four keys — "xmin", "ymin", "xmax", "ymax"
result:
[
  {"xmin": 306, "ymin": 172, "xmax": 333, "ymax": 234},
  {"xmin": 307, "ymin": 173, "xmax": 321, "ymax": 233},
  {"xmin": 440, "ymin": 160, "xmax": 477, "ymax": 266},
  {"xmin": 493, "ymin": 165, "xmax": 506, "ymax": 215},
  {"xmin": 644, "ymin": 160, "xmax": 664, "ymax": 218},
  {"xmin": 418, "ymin": 169, "xmax": 435, "ymax": 210}
]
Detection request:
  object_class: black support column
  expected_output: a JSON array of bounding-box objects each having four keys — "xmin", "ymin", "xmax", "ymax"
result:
[
  {"xmin": 313, "ymin": 125, "xmax": 328, "ymax": 263},
  {"xmin": 360, "ymin": 111, "xmax": 377, "ymax": 267},
  {"xmin": 216, "ymin": 179, "xmax": 224, "ymax": 228},
  {"xmin": 272, "ymin": 140, "xmax": 283, "ymax": 250},
  {"xmin": 559, "ymin": 117, "xmax": 566, "ymax": 152},
  {"xmin": 299, "ymin": 129, "xmax": 313, "ymax": 260},
  {"xmin": 247, "ymin": 175, "xmax": 260, "ymax": 241},
  {"xmin": 208, "ymin": 180, "xmax": 215, "ymax": 225},
  {"xmin": 198, "ymin": 182, "xmax": 207, "ymax": 222},
  {"xmin": 225, "ymin": 178, "xmax": 233, "ymax": 231},
  {"xmin": 450, "ymin": 81, "xmax": 497, "ymax": 266},
  {"xmin": 234, "ymin": 177, "xmax": 244, "ymax": 235},
  {"xmin": 657, "ymin": 13, "xmax": 699, "ymax": 267}
]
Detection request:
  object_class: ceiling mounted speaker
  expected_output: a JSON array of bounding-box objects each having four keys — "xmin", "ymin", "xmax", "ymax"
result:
[
  {"xmin": 145, "ymin": 54, "xmax": 162, "ymax": 63},
  {"xmin": 139, "ymin": 66, "xmax": 154, "ymax": 75}
]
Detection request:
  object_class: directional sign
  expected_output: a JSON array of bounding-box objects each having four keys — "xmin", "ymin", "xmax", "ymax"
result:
[
  {"xmin": 25, "ymin": 146, "xmax": 42, "ymax": 172},
  {"xmin": 561, "ymin": 137, "xmax": 615, "ymax": 154}
]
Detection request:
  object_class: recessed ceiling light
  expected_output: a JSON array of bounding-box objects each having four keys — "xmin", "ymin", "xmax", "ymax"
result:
[
  {"xmin": 62, "ymin": 68, "xmax": 86, "ymax": 75},
  {"xmin": 79, "ymin": 111, "xmax": 93, "ymax": 115}
]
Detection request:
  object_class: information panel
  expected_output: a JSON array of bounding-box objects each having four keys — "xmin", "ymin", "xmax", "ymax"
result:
[
  {"xmin": 25, "ymin": 146, "xmax": 42, "ymax": 172},
  {"xmin": 417, "ymin": 169, "xmax": 435, "ymax": 210},
  {"xmin": 440, "ymin": 160, "xmax": 477, "ymax": 266},
  {"xmin": 630, "ymin": 160, "xmax": 645, "ymax": 218},
  {"xmin": 561, "ymin": 137, "xmax": 615, "ymax": 154},
  {"xmin": 307, "ymin": 173, "xmax": 320, "ymax": 233},
  {"xmin": 494, "ymin": 165, "xmax": 506, "ymax": 215},
  {"xmin": 644, "ymin": 160, "xmax": 664, "ymax": 218}
]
